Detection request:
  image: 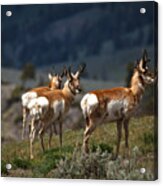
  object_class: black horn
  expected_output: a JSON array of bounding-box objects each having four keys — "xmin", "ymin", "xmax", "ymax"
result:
[
  {"xmin": 78, "ymin": 63, "xmax": 86, "ymax": 74},
  {"xmin": 142, "ymin": 49, "xmax": 150, "ymax": 69},
  {"xmin": 60, "ymin": 66, "xmax": 67, "ymax": 77},
  {"xmin": 68, "ymin": 66, "xmax": 73, "ymax": 80},
  {"xmin": 143, "ymin": 49, "xmax": 150, "ymax": 62}
]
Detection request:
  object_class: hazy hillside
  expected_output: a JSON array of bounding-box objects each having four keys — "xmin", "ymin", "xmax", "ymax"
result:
[{"xmin": 2, "ymin": 2, "xmax": 156, "ymax": 70}]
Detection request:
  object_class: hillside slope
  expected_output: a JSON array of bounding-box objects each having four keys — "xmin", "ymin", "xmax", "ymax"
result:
[{"xmin": 1, "ymin": 116, "xmax": 157, "ymax": 180}]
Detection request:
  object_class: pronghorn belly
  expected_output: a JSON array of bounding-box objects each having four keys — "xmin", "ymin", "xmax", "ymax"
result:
[
  {"xmin": 51, "ymin": 99, "xmax": 65, "ymax": 120},
  {"xmin": 105, "ymin": 99, "xmax": 129, "ymax": 121},
  {"xmin": 21, "ymin": 92, "xmax": 37, "ymax": 107},
  {"xmin": 80, "ymin": 93, "xmax": 99, "ymax": 118}
]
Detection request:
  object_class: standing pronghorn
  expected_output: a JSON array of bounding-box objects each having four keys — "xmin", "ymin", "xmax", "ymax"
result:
[
  {"xmin": 21, "ymin": 70, "xmax": 64, "ymax": 140},
  {"xmin": 81, "ymin": 50, "xmax": 155, "ymax": 159},
  {"xmin": 28, "ymin": 64, "xmax": 85, "ymax": 159}
]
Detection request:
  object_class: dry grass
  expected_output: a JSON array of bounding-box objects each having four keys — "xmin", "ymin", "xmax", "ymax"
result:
[{"xmin": 1, "ymin": 116, "xmax": 157, "ymax": 180}]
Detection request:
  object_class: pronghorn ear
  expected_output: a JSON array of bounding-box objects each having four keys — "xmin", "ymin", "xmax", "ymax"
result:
[
  {"xmin": 48, "ymin": 73, "xmax": 53, "ymax": 80},
  {"xmin": 138, "ymin": 59, "xmax": 146, "ymax": 72}
]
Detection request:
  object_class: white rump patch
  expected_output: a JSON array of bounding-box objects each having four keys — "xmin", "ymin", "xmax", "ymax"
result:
[
  {"xmin": 80, "ymin": 93, "xmax": 99, "ymax": 118},
  {"xmin": 28, "ymin": 97, "xmax": 49, "ymax": 119},
  {"xmin": 36, "ymin": 97, "xmax": 49, "ymax": 107},
  {"xmin": 21, "ymin": 92, "xmax": 37, "ymax": 107},
  {"xmin": 28, "ymin": 97, "xmax": 49, "ymax": 109},
  {"xmin": 27, "ymin": 98, "xmax": 37, "ymax": 109}
]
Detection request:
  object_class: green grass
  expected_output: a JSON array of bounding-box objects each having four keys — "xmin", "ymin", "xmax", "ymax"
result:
[{"xmin": 1, "ymin": 116, "xmax": 157, "ymax": 180}]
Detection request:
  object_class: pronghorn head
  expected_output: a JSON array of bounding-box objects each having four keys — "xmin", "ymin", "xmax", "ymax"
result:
[
  {"xmin": 66, "ymin": 64, "xmax": 86, "ymax": 95},
  {"xmin": 48, "ymin": 68, "xmax": 65, "ymax": 89},
  {"xmin": 136, "ymin": 49, "xmax": 156, "ymax": 85}
]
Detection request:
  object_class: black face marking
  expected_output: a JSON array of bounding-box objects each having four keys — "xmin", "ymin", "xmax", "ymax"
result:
[
  {"xmin": 139, "ymin": 75, "xmax": 145, "ymax": 87},
  {"xmin": 68, "ymin": 82, "xmax": 76, "ymax": 95}
]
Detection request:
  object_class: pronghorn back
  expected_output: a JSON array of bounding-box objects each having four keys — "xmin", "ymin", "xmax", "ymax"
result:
[{"xmin": 81, "ymin": 87, "xmax": 133, "ymax": 122}]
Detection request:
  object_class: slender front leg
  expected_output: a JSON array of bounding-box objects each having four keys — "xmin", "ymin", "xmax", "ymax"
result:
[
  {"xmin": 82, "ymin": 118, "xmax": 96, "ymax": 154},
  {"xmin": 29, "ymin": 117, "xmax": 36, "ymax": 159},
  {"xmin": 48, "ymin": 125, "xmax": 53, "ymax": 149},
  {"xmin": 113, "ymin": 119, "xmax": 123, "ymax": 160},
  {"xmin": 53, "ymin": 123, "xmax": 58, "ymax": 135},
  {"xmin": 59, "ymin": 121, "xmax": 62, "ymax": 147},
  {"xmin": 39, "ymin": 127, "xmax": 45, "ymax": 152},
  {"xmin": 123, "ymin": 118, "xmax": 130, "ymax": 158},
  {"xmin": 22, "ymin": 107, "xmax": 27, "ymax": 140}
]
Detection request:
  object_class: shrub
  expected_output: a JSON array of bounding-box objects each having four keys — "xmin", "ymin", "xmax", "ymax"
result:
[
  {"xmin": 91, "ymin": 143, "xmax": 113, "ymax": 153},
  {"xmin": 1, "ymin": 160, "xmax": 8, "ymax": 175},
  {"xmin": 12, "ymin": 158, "xmax": 31, "ymax": 169},
  {"xmin": 53, "ymin": 146, "xmax": 155, "ymax": 180},
  {"xmin": 32, "ymin": 146, "xmax": 73, "ymax": 177}
]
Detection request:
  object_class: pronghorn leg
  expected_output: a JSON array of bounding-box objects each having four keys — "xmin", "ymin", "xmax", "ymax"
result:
[
  {"xmin": 48, "ymin": 125, "xmax": 53, "ymax": 149},
  {"xmin": 83, "ymin": 117, "xmax": 96, "ymax": 154},
  {"xmin": 123, "ymin": 118, "xmax": 130, "ymax": 158},
  {"xmin": 39, "ymin": 127, "xmax": 45, "ymax": 152},
  {"xmin": 113, "ymin": 119, "xmax": 123, "ymax": 160},
  {"xmin": 29, "ymin": 117, "xmax": 36, "ymax": 159},
  {"xmin": 53, "ymin": 123, "xmax": 58, "ymax": 135},
  {"xmin": 22, "ymin": 107, "xmax": 27, "ymax": 140},
  {"xmin": 59, "ymin": 121, "xmax": 62, "ymax": 147}
]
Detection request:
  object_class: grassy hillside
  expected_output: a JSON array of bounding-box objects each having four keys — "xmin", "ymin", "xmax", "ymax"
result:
[{"xmin": 1, "ymin": 116, "xmax": 157, "ymax": 180}]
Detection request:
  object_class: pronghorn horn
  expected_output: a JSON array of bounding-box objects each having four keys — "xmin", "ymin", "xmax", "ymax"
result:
[
  {"xmin": 60, "ymin": 66, "xmax": 66, "ymax": 78},
  {"xmin": 76, "ymin": 63, "xmax": 86, "ymax": 77},
  {"xmin": 68, "ymin": 66, "xmax": 73, "ymax": 80},
  {"xmin": 142, "ymin": 49, "xmax": 150, "ymax": 68},
  {"xmin": 78, "ymin": 63, "xmax": 86, "ymax": 74}
]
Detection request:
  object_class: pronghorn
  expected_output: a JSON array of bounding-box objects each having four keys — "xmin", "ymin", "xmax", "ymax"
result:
[
  {"xmin": 21, "ymin": 70, "xmax": 64, "ymax": 140},
  {"xmin": 81, "ymin": 50, "xmax": 156, "ymax": 159},
  {"xmin": 28, "ymin": 64, "xmax": 86, "ymax": 159}
]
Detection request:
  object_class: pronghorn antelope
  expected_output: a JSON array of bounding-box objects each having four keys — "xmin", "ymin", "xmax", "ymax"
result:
[
  {"xmin": 28, "ymin": 64, "xmax": 86, "ymax": 159},
  {"xmin": 81, "ymin": 50, "xmax": 156, "ymax": 159},
  {"xmin": 21, "ymin": 70, "xmax": 64, "ymax": 140}
]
